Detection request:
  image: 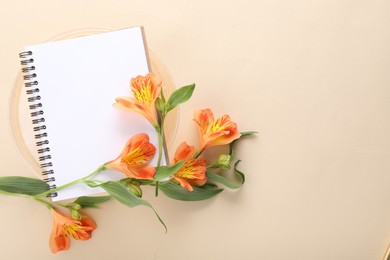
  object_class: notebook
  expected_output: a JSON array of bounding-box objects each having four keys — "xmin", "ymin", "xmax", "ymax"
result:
[{"xmin": 19, "ymin": 27, "xmax": 165, "ymax": 201}]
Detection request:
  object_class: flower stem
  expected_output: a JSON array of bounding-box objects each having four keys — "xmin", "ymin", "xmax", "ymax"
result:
[
  {"xmin": 155, "ymin": 116, "xmax": 166, "ymax": 197},
  {"xmin": 34, "ymin": 165, "xmax": 107, "ymax": 198},
  {"xmin": 33, "ymin": 197, "xmax": 55, "ymax": 209}
]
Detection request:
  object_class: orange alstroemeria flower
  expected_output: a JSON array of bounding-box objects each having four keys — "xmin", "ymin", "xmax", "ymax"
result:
[
  {"xmin": 105, "ymin": 133, "xmax": 156, "ymax": 180},
  {"xmin": 171, "ymin": 142, "xmax": 207, "ymax": 191},
  {"xmin": 49, "ymin": 209, "xmax": 96, "ymax": 254},
  {"xmin": 114, "ymin": 73, "xmax": 162, "ymax": 127},
  {"xmin": 194, "ymin": 109, "xmax": 241, "ymax": 153}
]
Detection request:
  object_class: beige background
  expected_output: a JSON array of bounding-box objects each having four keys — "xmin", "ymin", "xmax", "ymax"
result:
[{"xmin": 1, "ymin": 1, "xmax": 390, "ymax": 259}]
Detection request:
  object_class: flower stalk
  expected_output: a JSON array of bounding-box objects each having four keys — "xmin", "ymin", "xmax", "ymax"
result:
[{"xmin": 34, "ymin": 165, "xmax": 107, "ymax": 199}]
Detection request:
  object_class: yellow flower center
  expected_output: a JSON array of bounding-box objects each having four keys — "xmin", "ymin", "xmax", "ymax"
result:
[
  {"xmin": 209, "ymin": 117, "xmax": 229, "ymax": 133},
  {"xmin": 122, "ymin": 145, "xmax": 153, "ymax": 165},
  {"xmin": 62, "ymin": 223, "xmax": 84, "ymax": 239},
  {"xmin": 133, "ymin": 80, "xmax": 153, "ymax": 104},
  {"xmin": 176, "ymin": 159, "xmax": 205, "ymax": 179}
]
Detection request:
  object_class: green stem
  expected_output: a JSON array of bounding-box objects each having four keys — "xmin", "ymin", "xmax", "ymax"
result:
[
  {"xmin": 155, "ymin": 116, "xmax": 166, "ymax": 197},
  {"xmin": 33, "ymin": 197, "xmax": 55, "ymax": 208},
  {"xmin": 157, "ymin": 121, "xmax": 165, "ymax": 167},
  {"xmin": 206, "ymin": 163, "xmax": 219, "ymax": 169},
  {"xmin": 34, "ymin": 165, "xmax": 107, "ymax": 198}
]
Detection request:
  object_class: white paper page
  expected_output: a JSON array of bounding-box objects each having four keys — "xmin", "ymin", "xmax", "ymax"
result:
[{"xmin": 25, "ymin": 27, "xmax": 165, "ymax": 201}]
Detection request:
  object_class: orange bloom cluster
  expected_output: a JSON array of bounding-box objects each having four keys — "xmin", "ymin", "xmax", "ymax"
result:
[
  {"xmin": 170, "ymin": 109, "xmax": 241, "ymax": 191},
  {"xmin": 112, "ymin": 73, "xmax": 241, "ymax": 191}
]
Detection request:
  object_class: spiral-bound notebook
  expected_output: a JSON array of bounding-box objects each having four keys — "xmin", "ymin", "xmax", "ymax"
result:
[{"xmin": 19, "ymin": 27, "xmax": 164, "ymax": 201}]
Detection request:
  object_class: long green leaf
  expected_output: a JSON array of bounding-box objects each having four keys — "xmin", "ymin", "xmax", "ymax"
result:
[
  {"xmin": 233, "ymin": 160, "xmax": 245, "ymax": 184},
  {"xmin": 74, "ymin": 196, "xmax": 111, "ymax": 208},
  {"xmin": 166, "ymin": 84, "xmax": 195, "ymax": 112},
  {"xmin": 0, "ymin": 176, "xmax": 49, "ymax": 196},
  {"xmin": 100, "ymin": 181, "xmax": 167, "ymax": 232},
  {"xmin": 207, "ymin": 160, "xmax": 245, "ymax": 189},
  {"xmin": 154, "ymin": 161, "xmax": 184, "ymax": 181},
  {"xmin": 206, "ymin": 172, "xmax": 242, "ymax": 189},
  {"xmin": 159, "ymin": 182, "xmax": 223, "ymax": 201},
  {"xmin": 100, "ymin": 181, "xmax": 148, "ymax": 207}
]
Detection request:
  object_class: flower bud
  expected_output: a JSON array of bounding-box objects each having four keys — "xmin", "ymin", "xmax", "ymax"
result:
[
  {"xmin": 71, "ymin": 209, "xmax": 82, "ymax": 220},
  {"xmin": 121, "ymin": 179, "xmax": 143, "ymax": 197},
  {"xmin": 217, "ymin": 154, "xmax": 232, "ymax": 169},
  {"xmin": 70, "ymin": 203, "xmax": 81, "ymax": 211},
  {"xmin": 128, "ymin": 183, "xmax": 143, "ymax": 197},
  {"xmin": 155, "ymin": 97, "xmax": 165, "ymax": 115}
]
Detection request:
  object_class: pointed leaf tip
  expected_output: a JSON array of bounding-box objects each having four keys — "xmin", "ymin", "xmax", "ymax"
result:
[{"xmin": 166, "ymin": 84, "xmax": 195, "ymax": 112}]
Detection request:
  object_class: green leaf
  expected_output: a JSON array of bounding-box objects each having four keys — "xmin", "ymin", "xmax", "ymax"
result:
[
  {"xmin": 137, "ymin": 179, "xmax": 155, "ymax": 185},
  {"xmin": 229, "ymin": 131, "xmax": 257, "ymax": 155},
  {"xmin": 207, "ymin": 160, "xmax": 245, "ymax": 189},
  {"xmin": 0, "ymin": 176, "xmax": 49, "ymax": 196},
  {"xmin": 84, "ymin": 180, "xmax": 101, "ymax": 188},
  {"xmin": 100, "ymin": 181, "xmax": 167, "ymax": 232},
  {"xmin": 100, "ymin": 181, "xmax": 149, "ymax": 207},
  {"xmin": 159, "ymin": 182, "xmax": 223, "ymax": 201},
  {"xmin": 233, "ymin": 160, "xmax": 246, "ymax": 185},
  {"xmin": 74, "ymin": 196, "xmax": 111, "ymax": 209},
  {"xmin": 154, "ymin": 161, "xmax": 185, "ymax": 182},
  {"xmin": 207, "ymin": 169, "xmax": 244, "ymax": 189},
  {"xmin": 166, "ymin": 84, "xmax": 195, "ymax": 112},
  {"xmin": 201, "ymin": 183, "xmax": 219, "ymax": 190},
  {"xmin": 240, "ymin": 131, "xmax": 258, "ymax": 137},
  {"xmin": 206, "ymin": 172, "xmax": 241, "ymax": 189}
]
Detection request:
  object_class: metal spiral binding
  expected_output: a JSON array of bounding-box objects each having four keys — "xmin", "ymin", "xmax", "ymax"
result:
[{"xmin": 19, "ymin": 51, "xmax": 57, "ymax": 198}]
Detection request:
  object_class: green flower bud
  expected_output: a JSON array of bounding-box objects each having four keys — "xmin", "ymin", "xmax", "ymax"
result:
[
  {"xmin": 71, "ymin": 209, "xmax": 82, "ymax": 220},
  {"xmin": 217, "ymin": 154, "xmax": 232, "ymax": 169},
  {"xmin": 65, "ymin": 202, "xmax": 81, "ymax": 211},
  {"xmin": 155, "ymin": 97, "xmax": 166, "ymax": 115},
  {"xmin": 71, "ymin": 203, "xmax": 81, "ymax": 211},
  {"xmin": 121, "ymin": 179, "xmax": 143, "ymax": 197},
  {"xmin": 128, "ymin": 183, "xmax": 143, "ymax": 197}
]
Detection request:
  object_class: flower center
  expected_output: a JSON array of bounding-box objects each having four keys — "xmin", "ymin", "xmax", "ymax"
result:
[
  {"xmin": 209, "ymin": 117, "xmax": 230, "ymax": 133},
  {"xmin": 62, "ymin": 223, "xmax": 84, "ymax": 239},
  {"xmin": 122, "ymin": 144, "xmax": 154, "ymax": 165},
  {"xmin": 176, "ymin": 159, "xmax": 206, "ymax": 179},
  {"xmin": 133, "ymin": 81, "xmax": 153, "ymax": 104}
]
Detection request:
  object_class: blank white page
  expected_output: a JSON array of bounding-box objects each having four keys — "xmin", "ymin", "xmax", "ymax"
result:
[{"xmin": 25, "ymin": 27, "xmax": 164, "ymax": 201}]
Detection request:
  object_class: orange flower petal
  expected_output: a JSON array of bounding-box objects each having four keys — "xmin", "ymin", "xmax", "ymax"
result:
[
  {"xmin": 113, "ymin": 97, "xmax": 158, "ymax": 126},
  {"xmin": 172, "ymin": 142, "xmax": 195, "ymax": 164},
  {"xmin": 188, "ymin": 178, "xmax": 207, "ymax": 187},
  {"xmin": 105, "ymin": 134, "xmax": 156, "ymax": 180},
  {"xmin": 194, "ymin": 109, "xmax": 241, "ymax": 152},
  {"xmin": 50, "ymin": 233, "xmax": 70, "ymax": 254},
  {"xmin": 173, "ymin": 176, "xmax": 194, "ymax": 191},
  {"xmin": 124, "ymin": 164, "xmax": 156, "ymax": 180}
]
